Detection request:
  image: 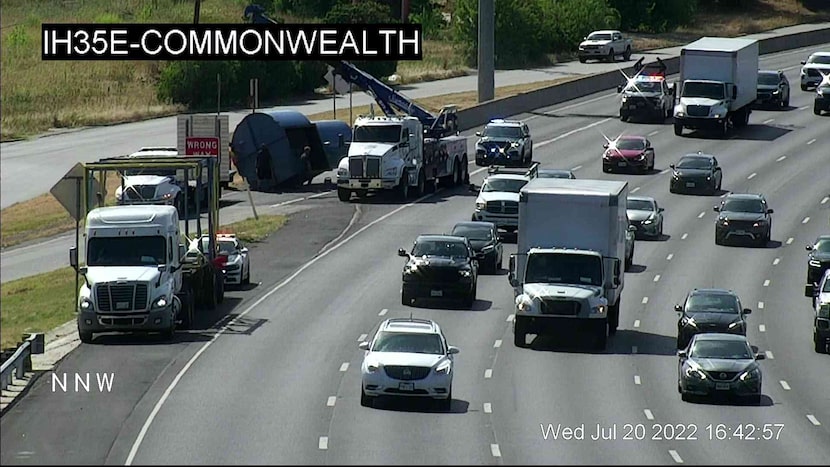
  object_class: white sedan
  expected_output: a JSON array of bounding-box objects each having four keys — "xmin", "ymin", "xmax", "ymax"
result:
[{"xmin": 359, "ymin": 318, "xmax": 459, "ymax": 410}]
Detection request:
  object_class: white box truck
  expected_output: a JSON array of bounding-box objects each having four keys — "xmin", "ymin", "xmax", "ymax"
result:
[
  {"xmin": 508, "ymin": 178, "xmax": 630, "ymax": 350},
  {"xmin": 673, "ymin": 37, "xmax": 759, "ymax": 138}
]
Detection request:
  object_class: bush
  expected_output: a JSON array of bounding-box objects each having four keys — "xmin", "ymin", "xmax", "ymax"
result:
[
  {"xmin": 275, "ymin": 0, "xmax": 339, "ymax": 19},
  {"xmin": 323, "ymin": 1, "xmax": 399, "ymax": 80},
  {"xmin": 609, "ymin": 0, "xmax": 697, "ymax": 33},
  {"xmin": 409, "ymin": 0, "xmax": 449, "ymax": 40},
  {"xmin": 543, "ymin": 0, "xmax": 621, "ymax": 52}
]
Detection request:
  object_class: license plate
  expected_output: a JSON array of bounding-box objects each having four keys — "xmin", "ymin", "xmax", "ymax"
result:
[
  {"xmin": 430, "ymin": 290, "xmax": 443, "ymax": 297},
  {"xmin": 715, "ymin": 383, "xmax": 730, "ymax": 390},
  {"xmin": 618, "ymin": 162, "xmax": 627, "ymax": 167},
  {"xmin": 686, "ymin": 182, "xmax": 695, "ymax": 188},
  {"xmin": 359, "ymin": 178, "xmax": 370, "ymax": 183},
  {"xmin": 733, "ymin": 230, "xmax": 746, "ymax": 235},
  {"xmin": 398, "ymin": 382, "xmax": 414, "ymax": 391}
]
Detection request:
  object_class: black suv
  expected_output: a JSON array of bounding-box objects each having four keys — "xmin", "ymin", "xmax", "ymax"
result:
[
  {"xmin": 669, "ymin": 152, "xmax": 722, "ymax": 195},
  {"xmin": 399, "ymin": 235, "xmax": 478, "ymax": 308},
  {"xmin": 450, "ymin": 221, "xmax": 503, "ymax": 274},
  {"xmin": 676, "ymin": 288, "xmax": 752, "ymax": 349},
  {"xmin": 806, "ymin": 235, "xmax": 830, "ymax": 285},
  {"xmin": 714, "ymin": 193, "xmax": 773, "ymax": 247}
]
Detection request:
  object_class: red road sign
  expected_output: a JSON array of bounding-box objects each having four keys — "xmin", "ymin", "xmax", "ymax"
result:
[{"xmin": 185, "ymin": 137, "xmax": 220, "ymax": 156}]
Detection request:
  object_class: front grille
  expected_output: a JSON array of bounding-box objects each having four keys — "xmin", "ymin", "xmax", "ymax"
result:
[
  {"xmin": 486, "ymin": 200, "xmax": 518, "ymax": 214},
  {"xmin": 349, "ymin": 158, "xmax": 363, "ymax": 178},
  {"xmin": 413, "ymin": 266, "xmax": 461, "ymax": 283},
  {"xmin": 706, "ymin": 371, "xmax": 739, "ymax": 381},
  {"xmin": 629, "ymin": 219, "xmax": 643, "ymax": 229},
  {"xmin": 95, "ymin": 283, "xmax": 149, "ymax": 312},
  {"xmin": 366, "ymin": 157, "xmax": 381, "ymax": 178},
  {"xmin": 686, "ymin": 105, "xmax": 710, "ymax": 117},
  {"xmin": 584, "ymin": 45, "xmax": 600, "ymax": 50},
  {"xmin": 807, "ymin": 69, "xmax": 820, "ymax": 77},
  {"xmin": 384, "ymin": 366, "xmax": 431, "ymax": 380},
  {"xmin": 757, "ymin": 91, "xmax": 772, "ymax": 99},
  {"xmin": 99, "ymin": 316, "xmax": 147, "ymax": 326},
  {"xmin": 725, "ymin": 220, "xmax": 758, "ymax": 230},
  {"xmin": 540, "ymin": 299, "xmax": 581, "ymax": 316},
  {"xmin": 225, "ymin": 264, "xmax": 240, "ymax": 271},
  {"xmin": 126, "ymin": 185, "xmax": 157, "ymax": 200}
]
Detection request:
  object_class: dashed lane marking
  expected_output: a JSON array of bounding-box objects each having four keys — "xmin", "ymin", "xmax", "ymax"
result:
[
  {"xmin": 642, "ymin": 297, "xmax": 649, "ymax": 304},
  {"xmin": 786, "ymin": 237, "xmax": 793, "ymax": 245},
  {"xmin": 669, "ymin": 450, "xmax": 684, "ymax": 464},
  {"xmin": 747, "ymin": 172, "xmax": 757, "ymax": 180},
  {"xmin": 339, "ymin": 362, "xmax": 349, "ymax": 372},
  {"xmin": 802, "ymin": 217, "xmax": 810, "ymax": 224},
  {"xmin": 634, "ymin": 320, "xmax": 641, "ymax": 328},
  {"xmin": 776, "ymin": 155, "xmax": 787, "ymax": 162},
  {"xmin": 634, "ymin": 375, "xmax": 641, "ymax": 385},
  {"xmin": 631, "ymin": 187, "xmax": 641, "ymax": 193},
  {"xmin": 765, "ymin": 351, "xmax": 774, "ymax": 359},
  {"xmin": 654, "ymin": 274, "xmax": 661, "ymax": 282},
  {"xmin": 494, "ymin": 339, "xmax": 502, "ymax": 348},
  {"xmin": 681, "ymin": 233, "xmax": 688, "ymax": 240},
  {"xmin": 763, "ymin": 118, "xmax": 775, "ymax": 124},
  {"xmin": 491, "ymin": 444, "xmax": 502, "ymax": 458},
  {"xmin": 773, "ymin": 258, "xmax": 780, "ymax": 266},
  {"xmin": 572, "ymin": 165, "xmax": 583, "ymax": 171},
  {"xmin": 648, "ymin": 130, "xmax": 660, "ymax": 136},
  {"xmin": 807, "ymin": 415, "xmax": 821, "ymax": 426},
  {"xmin": 327, "ymin": 396, "xmax": 336, "ymax": 407},
  {"xmin": 822, "ymin": 196, "xmax": 829, "ymax": 205},
  {"xmin": 318, "ymin": 437, "xmax": 328, "ymax": 450},
  {"xmin": 763, "ymin": 280, "xmax": 770, "ymax": 287},
  {"xmin": 666, "ymin": 253, "xmax": 674, "ymax": 261},
  {"xmin": 378, "ymin": 308, "xmax": 388, "ymax": 316},
  {"xmin": 535, "ymin": 118, "xmax": 612, "ymax": 148},
  {"xmin": 660, "ymin": 169, "xmax": 670, "ymax": 175},
  {"xmin": 484, "ymin": 403, "xmax": 492, "ymax": 414},
  {"xmin": 807, "ymin": 138, "xmax": 816, "ymax": 145},
  {"xmin": 759, "ymin": 324, "xmax": 767, "ymax": 333},
  {"xmin": 698, "ymin": 211, "xmax": 706, "ymax": 218},
  {"xmin": 644, "ymin": 409, "xmax": 655, "ymax": 420},
  {"xmin": 357, "ymin": 333, "xmax": 368, "ymax": 342},
  {"xmin": 484, "ymin": 369, "xmax": 493, "ymax": 379},
  {"xmin": 507, "ymin": 314, "xmax": 515, "ymax": 322},
  {"xmin": 780, "ymin": 380, "xmax": 791, "ymax": 391},
  {"xmin": 758, "ymin": 301, "xmax": 765, "ymax": 309}
]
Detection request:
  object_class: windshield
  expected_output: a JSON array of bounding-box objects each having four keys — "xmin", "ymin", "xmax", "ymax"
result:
[
  {"xmin": 807, "ymin": 55, "xmax": 830, "ymax": 65},
  {"xmin": 627, "ymin": 199, "xmax": 655, "ymax": 211},
  {"xmin": 587, "ymin": 33, "xmax": 612, "ymax": 41},
  {"xmin": 372, "ymin": 332, "xmax": 444, "ymax": 354},
  {"xmin": 676, "ymin": 157, "xmax": 712, "ymax": 170},
  {"xmin": 690, "ymin": 340, "xmax": 752, "ymax": 359},
  {"xmin": 88, "ymin": 236, "xmax": 166, "ymax": 266},
  {"xmin": 757, "ymin": 73, "xmax": 780, "ymax": 86},
  {"xmin": 614, "ymin": 139, "xmax": 646, "ymax": 150},
  {"xmin": 814, "ymin": 239, "xmax": 830, "ymax": 253},
  {"xmin": 824, "ymin": 281, "xmax": 830, "ymax": 292},
  {"xmin": 451, "ymin": 226, "xmax": 492, "ymax": 241},
  {"xmin": 538, "ymin": 170, "xmax": 573, "ymax": 179},
  {"xmin": 682, "ymin": 81, "xmax": 725, "ymax": 99},
  {"xmin": 217, "ymin": 240, "xmax": 237, "ymax": 256},
  {"xmin": 483, "ymin": 125, "xmax": 521, "ymax": 139},
  {"xmin": 722, "ymin": 199, "xmax": 765, "ymax": 213},
  {"xmin": 686, "ymin": 294, "xmax": 739, "ymax": 313},
  {"xmin": 525, "ymin": 253, "xmax": 602, "ymax": 286},
  {"xmin": 625, "ymin": 81, "xmax": 661, "ymax": 93},
  {"xmin": 411, "ymin": 240, "xmax": 468, "ymax": 257},
  {"xmin": 353, "ymin": 125, "xmax": 402, "ymax": 143},
  {"xmin": 482, "ymin": 179, "xmax": 528, "ymax": 193}
]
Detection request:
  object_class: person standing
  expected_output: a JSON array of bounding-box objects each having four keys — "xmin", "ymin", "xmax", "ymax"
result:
[{"xmin": 299, "ymin": 146, "xmax": 313, "ymax": 185}]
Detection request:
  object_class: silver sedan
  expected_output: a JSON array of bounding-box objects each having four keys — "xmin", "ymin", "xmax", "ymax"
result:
[{"xmin": 627, "ymin": 196, "xmax": 664, "ymax": 239}]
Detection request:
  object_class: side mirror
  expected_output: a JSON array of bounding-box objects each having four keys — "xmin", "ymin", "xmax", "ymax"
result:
[
  {"xmin": 447, "ymin": 346, "xmax": 460, "ymax": 355},
  {"xmin": 397, "ymin": 248, "xmax": 408, "ymax": 257},
  {"xmin": 358, "ymin": 341, "xmax": 369, "ymax": 351},
  {"xmin": 69, "ymin": 247, "xmax": 78, "ymax": 270},
  {"xmin": 713, "ymin": 205, "xmax": 720, "ymax": 212},
  {"xmin": 658, "ymin": 207, "xmax": 665, "ymax": 212},
  {"xmin": 617, "ymin": 85, "xmax": 623, "ymax": 93},
  {"xmin": 669, "ymin": 164, "xmax": 675, "ymax": 169},
  {"xmin": 801, "ymin": 60, "xmax": 806, "ymax": 65},
  {"xmin": 602, "ymin": 143, "xmax": 609, "ymax": 149},
  {"xmin": 475, "ymin": 131, "xmax": 482, "ymax": 137},
  {"xmin": 806, "ymin": 244, "xmax": 814, "ymax": 251},
  {"xmin": 805, "ymin": 283, "xmax": 817, "ymax": 297},
  {"xmin": 628, "ymin": 225, "xmax": 636, "ymax": 232},
  {"xmin": 241, "ymin": 247, "xmax": 249, "ymax": 254},
  {"xmin": 468, "ymin": 183, "xmax": 478, "ymax": 192},
  {"xmin": 674, "ymin": 304, "xmax": 683, "ymax": 312},
  {"xmin": 677, "ymin": 350, "xmax": 687, "ymax": 359},
  {"xmin": 754, "ymin": 352, "xmax": 766, "ymax": 360},
  {"xmin": 612, "ymin": 276, "xmax": 620, "ymax": 287},
  {"xmin": 766, "ymin": 208, "xmax": 774, "ymax": 214},
  {"xmin": 613, "ymin": 259, "xmax": 621, "ymax": 277},
  {"xmin": 742, "ymin": 308, "xmax": 752, "ymax": 315}
]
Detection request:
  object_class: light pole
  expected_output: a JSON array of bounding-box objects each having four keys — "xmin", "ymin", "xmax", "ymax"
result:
[{"xmin": 477, "ymin": 0, "xmax": 495, "ymax": 102}]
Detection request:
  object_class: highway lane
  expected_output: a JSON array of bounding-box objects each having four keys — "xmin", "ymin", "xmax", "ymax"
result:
[
  {"xmin": 2, "ymin": 45, "xmax": 828, "ymax": 465},
  {"xmin": 2, "ymin": 22, "xmax": 826, "ymax": 209}
]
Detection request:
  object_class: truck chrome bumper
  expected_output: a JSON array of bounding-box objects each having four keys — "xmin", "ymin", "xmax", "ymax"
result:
[
  {"xmin": 78, "ymin": 307, "xmax": 173, "ymax": 333},
  {"xmin": 515, "ymin": 314, "xmax": 606, "ymax": 335},
  {"xmin": 339, "ymin": 178, "xmax": 397, "ymax": 190},
  {"xmin": 674, "ymin": 116, "xmax": 725, "ymax": 129}
]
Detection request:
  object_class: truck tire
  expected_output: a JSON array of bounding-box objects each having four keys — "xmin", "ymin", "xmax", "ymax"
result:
[
  {"xmin": 607, "ymin": 48, "xmax": 615, "ymax": 62},
  {"xmin": 461, "ymin": 157, "xmax": 470, "ymax": 185},
  {"xmin": 595, "ymin": 322, "xmax": 608, "ymax": 350},
  {"xmin": 398, "ymin": 170, "xmax": 410, "ymax": 199},
  {"xmin": 814, "ymin": 101, "xmax": 821, "ymax": 115},
  {"xmin": 416, "ymin": 170, "xmax": 426, "ymax": 198},
  {"xmin": 815, "ymin": 333, "xmax": 827, "ymax": 354},
  {"xmin": 180, "ymin": 291, "xmax": 195, "ymax": 329},
  {"xmin": 608, "ymin": 301, "xmax": 620, "ymax": 336},
  {"xmin": 514, "ymin": 317, "xmax": 528, "ymax": 348},
  {"xmin": 674, "ymin": 123, "xmax": 683, "ymax": 136},
  {"xmin": 719, "ymin": 119, "xmax": 729, "ymax": 139},
  {"xmin": 578, "ymin": 56, "xmax": 586, "ymax": 63},
  {"xmin": 401, "ymin": 288, "xmax": 413, "ymax": 306},
  {"xmin": 79, "ymin": 327, "xmax": 93, "ymax": 344},
  {"xmin": 337, "ymin": 187, "xmax": 351, "ymax": 202},
  {"xmin": 623, "ymin": 46, "xmax": 631, "ymax": 61},
  {"xmin": 620, "ymin": 110, "xmax": 629, "ymax": 122}
]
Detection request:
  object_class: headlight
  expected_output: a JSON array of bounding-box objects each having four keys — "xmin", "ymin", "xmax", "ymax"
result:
[
  {"xmin": 434, "ymin": 360, "xmax": 451, "ymax": 375},
  {"xmin": 516, "ymin": 295, "xmax": 533, "ymax": 312},
  {"xmin": 152, "ymin": 296, "xmax": 169, "ymax": 309},
  {"xmin": 622, "ymin": 96, "xmax": 628, "ymax": 102},
  {"xmin": 481, "ymin": 245, "xmax": 494, "ymax": 252},
  {"xmin": 459, "ymin": 269, "xmax": 472, "ymax": 277},
  {"xmin": 591, "ymin": 305, "xmax": 606, "ymax": 316},
  {"xmin": 643, "ymin": 219, "xmax": 653, "ymax": 225},
  {"xmin": 818, "ymin": 304, "xmax": 830, "ymax": 318},
  {"xmin": 161, "ymin": 192, "xmax": 174, "ymax": 200},
  {"xmin": 753, "ymin": 221, "xmax": 767, "ymax": 227},
  {"xmin": 676, "ymin": 111, "xmax": 685, "ymax": 117},
  {"xmin": 80, "ymin": 297, "xmax": 94, "ymax": 311},
  {"xmin": 366, "ymin": 363, "xmax": 379, "ymax": 373},
  {"xmin": 337, "ymin": 168, "xmax": 348, "ymax": 177},
  {"xmin": 683, "ymin": 317, "xmax": 698, "ymax": 328},
  {"xmin": 638, "ymin": 153, "xmax": 646, "ymax": 160},
  {"xmin": 685, "ymin": 367, "xmax": 707, "ymax": 380},
  {"xmin": 739, "ymin": 368, "xmax": 760, "ymax": 381},
  {"xmin": 728, "ymin": 320, "xmax": 742, "ymax": 330},
  {"xmin": 713, "ymin": 113, "xmax": 722, "ymax": 118},
  {"xmin": 672, "ymin": 172, "xmax": 679, "ymax": 179},
  {"xmin": 476, "ymin": 201, "xmax": 486, "ymax": 210},
  {"xmin": 721, "ymin": 219, "xmax": 729, "ymax": 226},
  {"xmin": 404, "ymin": 264, "xmax": 418, "ymax": 274},
  {"xmin": 809, "ymin": 259, "xmax": 821, "ymax": 267},
  {"xmin": 772, "ymin": 89, "xmax": 780, "ymax": 95},
  {"xmin": 706, "ymin": 176, "xmax": 711, "ymax": 181}
]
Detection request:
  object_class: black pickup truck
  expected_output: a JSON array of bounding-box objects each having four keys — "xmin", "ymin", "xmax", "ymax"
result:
[{"xmin": 399, "ymin": 235, "xmax": 479, "ymax": 308}]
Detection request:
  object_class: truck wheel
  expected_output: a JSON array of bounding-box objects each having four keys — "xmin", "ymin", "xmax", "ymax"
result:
[
  {"xmin": 719, "ymin": 119, "xmax": 729, "ymax": 139},
  {"xmin": 815, "ymin": 333, "xmax": 827, "ymax": 354},
  {"xmin": 513, "ymin": 317, "xmax": 528, "ymax": 348},
  {"xmin": 398, "ymin": 170, "xmax": 410, "ymax": 199},
  {"xmin": 620, "ymin": 110, "xmax": 628, "ymax": 122},
  {"xmin": 607, "ymin": 48, "xmax": 615, "ymax": 62},
  {"xmin": 337, "ymin": 187, "xmax": 351, "ymax": 202},
  {"xmin": 416, "ymin": 170, "xmax": 425, "ymax": 198},
  {"xmin": 79, "ymin": 328, "xmax": 93, "ymax": 344},
  {"xmin": 578, "ymin": 57, "xmax": 586, "ymax": 63},
  {"xmin": 402, "ymin": 288, "xmax": 413, "ymax": 306},
  {"xmin": 461, "ymin": 158, "xmax": 470, "ymax": 185},
  {"xmin": 595, "ymin": 323, "xmax": 608, "ymax": 350},
  {"xmin": 674, "ymin": 123, "xmax": 683, "ymax": 136},
  {"xmin": 608, "ymin": 303, "xmax": 619, "ymax": 336},
  {"xmin": 360, "ymin": 388, "xmax": 374, "ymax": 407},
  {"xmin": 814, "ymin": 101, "xmax": 821, "ymax": 115},
  {"xmin": 623, "ymin": 46, "xmax": 631, "ymax": 61}
]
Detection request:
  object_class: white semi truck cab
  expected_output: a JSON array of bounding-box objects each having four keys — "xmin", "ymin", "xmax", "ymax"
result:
[
  {"xmin": 71, "ymin": 205, "xmax": 185, "ymax": 343},
  {"xmin": 337, "ymin": 116, "xmax": 423, "ymax": 200}
]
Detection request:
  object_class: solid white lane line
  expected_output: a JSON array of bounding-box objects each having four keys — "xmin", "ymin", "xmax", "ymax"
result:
[
  {"xmin": 572, "ymin": 165, "xmax": 583, "ymax": 171},
  {"xmin": 669, "ymin": 450, "xmax": 684, "ymax": 464},
  {"xmin": 681, "ymin": 233, "xmax": 688, "ymax": 240},
  {"xmin": 644, "ymin": 409, "xmax": 655, "ymax": 420},
  {"xmin": 634, "ymin": 375, "xmax": 641, "ymax": 385},
  {"xmin": 308, "ymin": 191, "xmax": 333, "ymax": 199},
  {"xmin": 484, "ymin": 369, "xmax": 493, "ymax": 379},
  {"xmin": 648, "ymin": 130, "xmax": 660, "ymax": 136},
  {"xmin": 340, "ymin": 362, "xmax": 349, "ymax": 372},
  {"xmin": 494, "ymin": 339, "xmax": 502, "ymax": 348},
  {"xmin": 378, "ymin": 308, "xmax": 388, "ymax": 316},
  {"xmin": 786, "ymin": 237, "xmax": 794, "ymax": 245},
  {"xmin": 802, "ymin": 216, "xmax": 810, "ymax": 224},
  {"xmin": 822, "ymin": 196, "xmax": 829, "ymax": 205},
  {"xmin": 758, "ymin": 301, "xmax": 765, "ymax": 309},
  {"xmin": 660, "ymin": 169, "xmax": 670, "ymax": 175},
  {"xmin": 491, "ymin": 444, "xmax": 502, "ymax": 458},
  {"xmin": 642, "ymin": 297, "xmax": 649, "ymax": 304},
  {"xmin": 634, "ymin": 320, "xmax": 641, "ymax": 328},
  {"xmin": 765, "ymin": 351, "xmax": 774, "ymax": 359},
  {"xmin": 776, "ymin": 155, "xmax": 787, "ymax": 162},
  {"xmin": 666, "ymin": 253, "xmax": 674, "ymax": 261},
  {"xmin": 535, "ymin": 118, "xmax": 612, "ymax": 148},
  {"xmin": 747, "ymin": 172, "xmax": 757, "ymax": 180},
  {"xmin": 763, "ymin": 280, "xmax": 770, "ymax": 287},
  {"xmin": 698, "ymin": 211, "xmax": 706, "ymax": 218},
  {"xmin": 631, "ymin": 187, "xmax": 641, "ymax": 193},
  {"xmin": 358, "ymin": 333, "xmax": 368, "ymax": 342},
  {"xmin": 654, "ymin": 274, "xmax": 661, "ymax": 282},
  {"xmin": 269, "ymin": 197, "xmax": 306, "ymax": 208},
  {"xmin": 773, "ymin": 258, "xmax": 780, "ymax": 266},
  {"xmin": 759, "ymin": 324, "xmax": 767, "ymax": 333},
  {"xmin": 327, "ymin": 396, "xmax": 337, "ymax": 407},
  {"xmin": 780, "ymin": 380, "xmax": 791, "ymax": 391},
  {"xmin": 484, "ymin": 403, "xmax": 492, "ymax": 414},
  {"xmin": 720, "ymin": 192, "xmax": 729, "ymax": 198},
  {"xmin": 763, "ymin": 118, "xmax": 775, "ymax": 124},
  {"xmin": 319, "ymin": 437, "xmax": 328, "ymax": 450},
  {"xmin": 807, "ymin": 415, "xmax": 821, "ymax": 426},
  {"xmin": 807, "ymin": 138, "xmax": 816, "ymax": 145}
]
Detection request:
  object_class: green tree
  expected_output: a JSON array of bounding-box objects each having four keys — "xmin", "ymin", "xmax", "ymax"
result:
[{"xmin": 323, "ymin": 1, "xmax": 399, "ymax": 79}]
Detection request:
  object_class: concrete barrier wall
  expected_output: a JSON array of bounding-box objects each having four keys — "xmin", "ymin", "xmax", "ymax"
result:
[{"xmin": 456, "ymin": 26, "xmax": 830, "ymax": 131}]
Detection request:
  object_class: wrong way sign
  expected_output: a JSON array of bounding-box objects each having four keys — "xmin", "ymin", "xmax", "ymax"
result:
[{"xmin": 185, "ymin": 137, "xmax": 220, "ymax": 156}]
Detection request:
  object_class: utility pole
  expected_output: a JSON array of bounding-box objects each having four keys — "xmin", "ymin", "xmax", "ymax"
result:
[
  {"xmin": 401, "ymin": 0, "xmax": 411, "ymax": 22},
  {"xmin": 193, "ymin": 0, "xmax": 201, "ymax": 24},
  {"xmin": 477, "ymin": 0, "xmax": 495, "ymax": 103}
]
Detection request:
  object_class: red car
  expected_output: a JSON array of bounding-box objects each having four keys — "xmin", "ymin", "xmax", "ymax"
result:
[{"xmin": 602, "ymin": 136, "xmax": 655, "ymax": 173}]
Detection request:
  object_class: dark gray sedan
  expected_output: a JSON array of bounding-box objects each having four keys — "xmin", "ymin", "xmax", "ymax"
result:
[
  {"xmin": 678, "ymin": 333, "xmax": 765, "ymax": 404},
  {"xmin": 451, "ymin": 221, "xmax": 503, "ymax": 273},
  {"xmin": 537, "ymin": 169, "xmax": 576, "ymax": 179}
]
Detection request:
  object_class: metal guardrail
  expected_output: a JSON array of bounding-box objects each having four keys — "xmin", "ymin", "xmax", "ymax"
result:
[{"xmin": 1, "ymin": 333, "xmax": 44, "ymax": 392}]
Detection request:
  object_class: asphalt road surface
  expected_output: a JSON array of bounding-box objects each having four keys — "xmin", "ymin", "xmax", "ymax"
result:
[
  {"xmin": 1, "ymin": 22, "xmax": 826, "ymax": 209},
  {"xmin": 1, "ymin": 44, "xmax": 829, "ymax": 465}
]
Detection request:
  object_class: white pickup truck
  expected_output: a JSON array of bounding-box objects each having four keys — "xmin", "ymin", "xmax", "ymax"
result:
[{"xmin": 578, "ymin": 30, "xmax": 632, "ymax": 63}]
